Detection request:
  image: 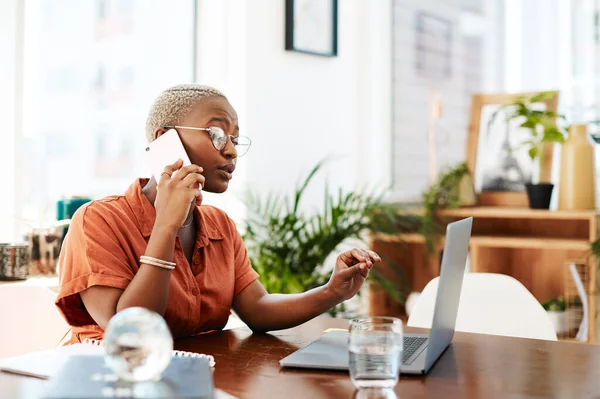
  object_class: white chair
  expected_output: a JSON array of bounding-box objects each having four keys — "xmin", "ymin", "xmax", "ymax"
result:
[
  {"xmin": 0, "ymin": 285, "xmax": 71, "ymax": 358},
  {"xmin": 407, "ymin": 273, "xmax": 558, "ymax": 341}
]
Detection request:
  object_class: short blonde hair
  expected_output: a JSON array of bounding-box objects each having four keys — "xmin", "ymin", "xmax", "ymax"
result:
[{"xmin": 145, "ymin": 84, "xmax": 227, "ymax": 142}]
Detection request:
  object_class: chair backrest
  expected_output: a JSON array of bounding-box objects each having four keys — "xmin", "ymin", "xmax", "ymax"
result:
[
  {"xmin": 407, "ymin": 273, "xmax": 558, "ymax": 341},
  {"xmin": 0, "ymin": 285, "xmax": 70, "ymax": 358}
]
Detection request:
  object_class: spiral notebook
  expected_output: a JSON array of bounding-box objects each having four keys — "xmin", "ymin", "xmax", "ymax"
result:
[
  {"xmin": 41, "ymin": 355, "xmax": 214, "ymax": 399},
  {"xmin": 83, "ymin": 338, "xmax": 215, "ymax": 367},
  {"xmin": 0, "ymin": 339, "xmax": 214, "ymax": 380}
]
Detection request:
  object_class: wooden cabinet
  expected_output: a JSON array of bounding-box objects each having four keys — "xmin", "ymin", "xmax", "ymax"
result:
[{"xmin": 370, "ymin": 207, "xmax": 598, "ymax": 343}]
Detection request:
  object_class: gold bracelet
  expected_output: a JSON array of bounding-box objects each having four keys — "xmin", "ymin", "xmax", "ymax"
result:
[
  {"xmin": 140, "ymin": 255, "xmax": 176, "ymax": 267},
  {"xmin": 140, "ymin": 256, "xmax": 176, "ymax": 270},
  {"xmin": 140, "ymin": 259, "xmax": 175, "ymax": 270}
]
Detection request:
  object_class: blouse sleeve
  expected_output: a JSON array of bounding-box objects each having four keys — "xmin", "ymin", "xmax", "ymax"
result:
[{"xmin": 55, "ymin": 203, "xmax": 134, "ymax": 326}]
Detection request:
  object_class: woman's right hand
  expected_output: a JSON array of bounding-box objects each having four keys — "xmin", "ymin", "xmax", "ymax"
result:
[{"xmin": 154, "ymin": 159, "xmax": 204, "ymax": 231}]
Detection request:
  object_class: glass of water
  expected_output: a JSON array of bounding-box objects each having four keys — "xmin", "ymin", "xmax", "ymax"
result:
[{"xmin": 348, "ymin": 317, "xmax": 403, "ymax": 389}]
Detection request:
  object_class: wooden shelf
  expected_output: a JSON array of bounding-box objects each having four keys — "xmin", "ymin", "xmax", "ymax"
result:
[
  {"xmin": 373, "ymin": 232, "xmax": 425, "ymax": 243},
  {"xmin": 370, "ymin": 205, "xmax": 598, "ymax": 344},
  {"xmin": 439, "ymin": 207, "xmax": 597, "ymax": 221},
  {"xmin": 374, "ymin": 233, "xmax": 590, "ymax": 250},
  {"xmin": 472, "ymin": 236, "xmax": 589, "ymax": 250}
]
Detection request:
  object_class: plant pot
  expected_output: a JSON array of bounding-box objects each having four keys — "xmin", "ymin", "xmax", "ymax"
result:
[
  {"xmin": 525, "ymin": 183, "xmax": 554, "ymax": 209},
  {"xmin": 546, "ymin": 310, "xmax": 566, "ymax": 335},
  {"xmin": 456, "ymin": 173, "xmax": 477, "ymax": 207},
  {"xmin": 565, "ymin": 307, "xmax": 582, "ymax": 333}
]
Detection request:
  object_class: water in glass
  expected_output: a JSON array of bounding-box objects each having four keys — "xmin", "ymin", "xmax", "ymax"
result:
[{"xmin": 348, "ymin": 317, "xmax": 403, "ymax": 389}]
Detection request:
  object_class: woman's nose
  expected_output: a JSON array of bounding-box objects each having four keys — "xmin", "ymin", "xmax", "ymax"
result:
[{"xmin": 222, "ymin": 136, "xmax": 237, "ymax": 159}]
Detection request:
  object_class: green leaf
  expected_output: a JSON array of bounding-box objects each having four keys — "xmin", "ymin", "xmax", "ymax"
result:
[
  {"xmin": 542, "ymin": 128, "xmax": 565, "ymax": 144},
  {"xmin": 529, "ymin": 91, "xmax": 556, "ymax": 103},
  {"xmin": 240, "ymin": 158, "xmax": 413, "ymax": 298},
  {"xmin": 528, "ymin": 146, "xmax": 539, "ymax": 161},
  {"xmin": 542, "ymin": 296, "xmax": 565, "ymax": 311},
  {"xmin": 521, "ymin": 120, "xmax": 537, "ymax": 129}
]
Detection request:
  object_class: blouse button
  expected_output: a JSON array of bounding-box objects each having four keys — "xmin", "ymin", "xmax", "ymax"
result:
[
  {"xmin": 193, "ymin": 256, "xmax": 201, "ymax": 265},
  {"xmin": 192, "ymin": 288, "xmax": 199, "ymax": 296}
]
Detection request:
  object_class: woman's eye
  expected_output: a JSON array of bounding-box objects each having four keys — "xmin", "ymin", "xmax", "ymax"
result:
[{"xmin": 231, "ymin": 137, "xmax": 239, "ymax": 145}]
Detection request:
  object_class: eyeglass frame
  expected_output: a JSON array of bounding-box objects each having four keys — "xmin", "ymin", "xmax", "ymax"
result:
[{"xmin": 162, "ymin": 125, "xmax": 251, "ymax": 156}]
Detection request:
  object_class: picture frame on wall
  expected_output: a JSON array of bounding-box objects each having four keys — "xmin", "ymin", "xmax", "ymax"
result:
[
  {"xmin": 466, "ymin": 91, "xmax": 559, "ymax": 207},
  {"xmin": 285, "ymin": 0, "xmax": 338, "ymax": 57}
]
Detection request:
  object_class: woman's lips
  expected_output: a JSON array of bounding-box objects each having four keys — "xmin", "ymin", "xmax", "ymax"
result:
[
  {"xmin": 217, "ymin": 169, "xmax": 233, "ymax": 180},
  {"xmin": 217, "ymin": 163, "xmax": 235, "ymax": 180},
  {"xmin": 218, "ymin": 164, "xmax": 236, "ymax": 173}
]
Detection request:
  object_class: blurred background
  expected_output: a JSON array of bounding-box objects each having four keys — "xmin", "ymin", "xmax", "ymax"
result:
[
  {"xmin": 1, "ymin": 0, "xmax": 597, "ymax": 239},
  {"xmin": 3, "ymin": 0, "xmax": 600, "ymax": 353}
]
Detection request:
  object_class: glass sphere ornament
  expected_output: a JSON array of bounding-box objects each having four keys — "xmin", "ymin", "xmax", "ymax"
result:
[{"xmin": 103, "ymin": 307, "xmax": 173, "ymax": 382}]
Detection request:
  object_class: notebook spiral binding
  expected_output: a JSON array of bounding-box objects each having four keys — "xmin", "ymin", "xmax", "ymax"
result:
[{"xmin": 82, "ymin": 338, "xmax": 216, "ymax": 368}]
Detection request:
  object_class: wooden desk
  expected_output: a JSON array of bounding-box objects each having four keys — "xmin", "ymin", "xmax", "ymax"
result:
[{"xmin": 2, "ymin": 315, "xmax": 600, "ymax": 398}]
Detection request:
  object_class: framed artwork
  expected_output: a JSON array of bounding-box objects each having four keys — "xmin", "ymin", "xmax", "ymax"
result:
[
  {"xmin": 285, "ymin": 0, "xmax": 338, "ymax": 57},
  {"xmin": 466, "ymin": 92, "xmax": 559, "ymax": 207}
]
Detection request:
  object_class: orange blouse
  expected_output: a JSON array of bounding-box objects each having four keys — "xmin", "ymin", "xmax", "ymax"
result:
[{"xmin": 55, "ymin": 179, "xmax": 259, "ymax": 344}]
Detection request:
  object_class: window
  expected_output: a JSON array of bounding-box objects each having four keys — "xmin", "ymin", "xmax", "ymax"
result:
[{"xmin": 19, "ymin": 0, "xmax": 195, "ymax": 231}]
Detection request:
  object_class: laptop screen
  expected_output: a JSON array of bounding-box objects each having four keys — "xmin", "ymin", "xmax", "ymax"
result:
[{"xmin": 425, "ymin": 217, "xmax": 472, "ymax": 370}]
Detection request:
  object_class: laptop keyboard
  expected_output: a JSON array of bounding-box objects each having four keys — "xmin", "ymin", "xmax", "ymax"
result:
[{"xmin": 402, "ymin": 336, "xmax": 428, "ymax": 363}]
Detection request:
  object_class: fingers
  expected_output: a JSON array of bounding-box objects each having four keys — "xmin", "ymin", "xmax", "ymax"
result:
[
  {"xmin": 355, "ymin": 262, "xmax": 370, "ymax": 278},
  {"xmin": 159, "ymin": 159, "xmax": 184, "ymax": 185},
  {"xmin": 159, "ymin": 163, "xmax": 204, "ymax": 189},
  {"xmin": 337, "ymin": 248, "xmax": 381, "ymax": 281},
  {"xmin": 182, "ymin": 170, "xmax": 205, "ymax": 189},
  {"xmin": 341, "ymin": 261, "xmax": 371, "ymax": 279},
  {"xmin": 351, "ymin": 249, "xmax": 369, "ymax": 263},
  {"xmin": 173, "ymin": 164, "xmax": 203, "ymax": 181},
  {"xmin": 338, "ymin": 249, "xmax": 366, "ymax": 266},
  {"xmin": 364, "ymin": 249, "xmax": 381, "ymax": 263},
  {"xmin": 341, "ymin": 248, "xmax": 381, "ymax": 267},
  {"xmin": 165, "ymin": 158, "xmax": 184, "ymax": 173}
]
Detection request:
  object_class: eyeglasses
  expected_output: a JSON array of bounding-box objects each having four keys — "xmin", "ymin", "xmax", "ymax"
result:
[{"xmin": 163, "ymin": 125, "xmax": 251, "ymax": 157}]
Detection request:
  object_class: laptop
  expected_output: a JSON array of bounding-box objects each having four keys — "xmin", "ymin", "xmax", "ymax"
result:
[{"xmin": 279, "ymin": 217, "xmax": 472, "ymax": 375}]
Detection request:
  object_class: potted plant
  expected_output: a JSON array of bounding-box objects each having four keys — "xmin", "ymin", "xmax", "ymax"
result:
[
  {"xmin": 489, "ymin": 92, "xmax": 566, "ymax": 209},
  {"xmin": 371, "ymin": 162, "xmax": 473, "ymax": 317},
  {"xmin": 421, "ymin": 162, "xmax": 473, "ymax": 253},
  {"xmin": 542, "ymin": 296, "xmax": 566, "ymax": 335},
  {"xmin": 241, "ymin": 160, "xmax": 407, "ymax": 317}
]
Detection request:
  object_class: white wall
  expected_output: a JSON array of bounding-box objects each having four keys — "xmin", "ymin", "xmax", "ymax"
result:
[
  {"xmin": 196, "ymin": 0, "xmax": 392, "ymax": 215},
  {"xmin": 504, "ymin": 0, "xmax": 571, "ymax": 96},
  {"xmin": 390, "ymin": 0, "xmax": 505, "ymax": 201},
  {"xmin": 0, "ymin": 0, "xmax": 24, "ymax": 241}
]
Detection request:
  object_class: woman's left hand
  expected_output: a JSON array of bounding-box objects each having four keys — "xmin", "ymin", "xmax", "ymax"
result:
[{"xmin": 326, "ymin": 248, "xmax": 381, "ymax": 302}]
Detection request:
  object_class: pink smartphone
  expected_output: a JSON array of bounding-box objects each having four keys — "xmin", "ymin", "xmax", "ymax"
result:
[{"xmin": 145, "ymin": 129, "xmax": 192, "ymax": 182}]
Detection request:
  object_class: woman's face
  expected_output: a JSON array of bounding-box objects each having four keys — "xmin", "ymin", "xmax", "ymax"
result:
[{"xmin": 155, "ymin": 97, "xmax": 240, "ymax": 193}]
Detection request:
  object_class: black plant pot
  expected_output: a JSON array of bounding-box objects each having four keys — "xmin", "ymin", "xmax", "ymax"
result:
[{"xmin": 525, "ymin": 183, "xmax": 554, "ymax": 209}]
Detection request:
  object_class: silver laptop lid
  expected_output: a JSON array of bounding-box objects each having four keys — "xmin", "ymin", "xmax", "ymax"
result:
[{"xmin": 425, "ymin": 217, "xmax": 472, "ymax": 370}]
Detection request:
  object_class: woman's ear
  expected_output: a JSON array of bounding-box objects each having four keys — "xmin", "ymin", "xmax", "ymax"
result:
[{"xmin": 153, "ymin": 127, "xmax": 168, "ymax": 141}]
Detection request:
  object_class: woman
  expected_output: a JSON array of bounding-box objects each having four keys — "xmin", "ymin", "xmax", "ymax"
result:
[{"xmin": 56, "ymin": 84, "xmax": 380, "ymax": 344}]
